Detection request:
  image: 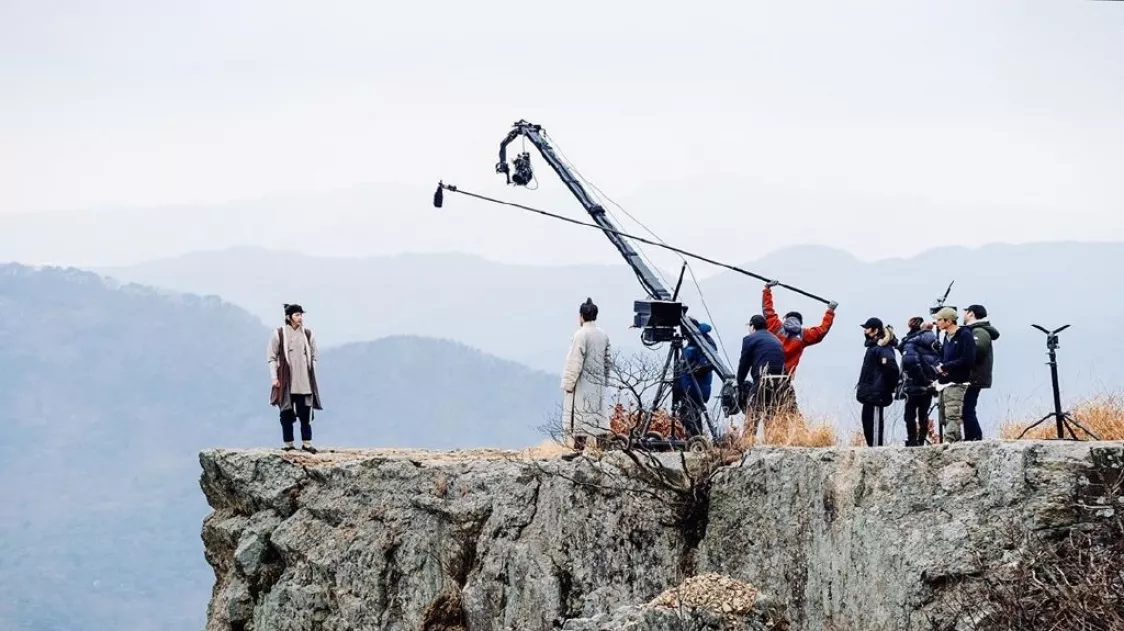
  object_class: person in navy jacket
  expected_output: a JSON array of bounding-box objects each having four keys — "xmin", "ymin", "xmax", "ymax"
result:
[
  {"xmin": 933, "ymin": 306, "xmax": 976, "ymax": 442},
  {"xmin": 738, "ymin": 314, "xmax": 791, "ymax": 438}
]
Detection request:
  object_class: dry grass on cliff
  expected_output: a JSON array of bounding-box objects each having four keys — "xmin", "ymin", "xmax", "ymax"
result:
[
  {"xmin": 517, "ymin": 438, "xmax": 573, "ymax": 459},
  {"xmin": 738, "ymin": 412, "xmax": 837, "ymax": 448},
  {"xmin": 1000, "ymin": 394, "xmax": 1124, "ymax": 441}
]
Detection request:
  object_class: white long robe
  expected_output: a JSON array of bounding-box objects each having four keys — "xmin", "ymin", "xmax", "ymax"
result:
[{"xmin": 561, "ymin": 322, "xmax": 612, "ymax": 438}]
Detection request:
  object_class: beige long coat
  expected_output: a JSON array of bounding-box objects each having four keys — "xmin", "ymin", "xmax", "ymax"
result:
[{"xmin": 561, "ymin": 322, "xmax": 612, "ymax": 438}]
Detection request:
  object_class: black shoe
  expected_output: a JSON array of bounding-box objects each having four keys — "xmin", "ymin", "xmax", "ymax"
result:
[
  {"xmin": 301, "ymin": 445, "xmax": 318, "ymax": 454},
  {"xmin": 282, "ymin": 445, "xmax": 296, "ymax": 451}
]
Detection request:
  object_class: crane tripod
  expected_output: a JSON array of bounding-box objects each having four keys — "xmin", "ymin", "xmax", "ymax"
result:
[
  {"xmin": 1016, "ymin": 324, "xmax": 1099, "ymax": 441},
  {"xmin": 613, "ymin": 267, "xmax": 722, "ymax": 452}
]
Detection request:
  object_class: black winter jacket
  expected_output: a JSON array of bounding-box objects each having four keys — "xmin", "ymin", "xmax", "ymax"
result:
[
  {"xmin": 899, "ymin": 328, "xmax": 939, "ymax": 397},
  {"xmin": 856, "ymin": 331, "xmax": 901, "ymax": 407}
]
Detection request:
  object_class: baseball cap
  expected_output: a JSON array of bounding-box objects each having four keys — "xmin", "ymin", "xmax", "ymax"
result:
[
  {"xmin": 935, "ymin": 307, "xmax": 957, "ymax": 322},
  {"xmin": 860, "ymin": 317, "xmax": 883, "ymax": 329}
]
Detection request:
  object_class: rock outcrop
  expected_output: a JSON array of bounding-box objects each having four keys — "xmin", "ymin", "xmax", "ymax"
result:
[{"xmin": 199, "ymin": 441, "xmax": 1123, "ymax": 631}]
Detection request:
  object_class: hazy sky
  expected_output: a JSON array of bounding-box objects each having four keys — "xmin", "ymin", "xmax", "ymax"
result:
[{"xmin": 2, "ymin": 0, "xmax": 1122, "ymax": 266}]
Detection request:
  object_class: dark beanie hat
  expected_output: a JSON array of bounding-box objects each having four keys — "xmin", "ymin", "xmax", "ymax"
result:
[
  {"xmin": 284, "ymin": 303, "xmax": 305, "ymax": 317},
  {"xmin": 748, "ymin": 314, "xmax": 767, "ymax": 329}
]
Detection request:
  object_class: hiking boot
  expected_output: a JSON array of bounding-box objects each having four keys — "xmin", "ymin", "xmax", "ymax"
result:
[
  {"xmin": 301, "ymin": 445, "xmax": 318, "ymax": 454},
  {"xmin": 282, "ymin": 445, "xmax": 296, "ymax": 451}
]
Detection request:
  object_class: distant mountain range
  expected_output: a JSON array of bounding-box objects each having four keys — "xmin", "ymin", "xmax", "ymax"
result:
[
  {"xmin": 0, "ymin": 263, "xmax": 558, "ymax": 631},
  {"xmin": 97, "ymin": 241, "xmax": 1124, "ymax": 435}
]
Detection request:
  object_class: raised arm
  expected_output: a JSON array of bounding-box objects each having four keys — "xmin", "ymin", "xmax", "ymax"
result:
[
  {"xmin": 762, "ymin": 287, "xmax": 782, "ymax": 334},
  {"xmin": 802, "ymin": 307, "xmax": 836, "ymax": 345}
]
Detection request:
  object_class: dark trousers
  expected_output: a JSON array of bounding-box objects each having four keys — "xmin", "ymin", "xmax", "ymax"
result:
[
  {"xmin": 280, "ymin": 395, "xmax": 312, "ymax": 443},
  {"xmin": 963, "ymin": 386, "xmax": 983, "ymax": 441},
  {"xmin": 861, "ymin": 404, "xmax": 885, "ymax": 447},
  {"xmin": 904, "ymin": 394, "xmax": 933, "ymax": 445},
  {"xmin": 673, "ymin": 384, "xmax": 706, "ymax": 437}
]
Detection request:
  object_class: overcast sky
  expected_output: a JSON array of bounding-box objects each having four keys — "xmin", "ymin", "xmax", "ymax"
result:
[{"xmin": 1, "ymin": 0, "xmax": 1122, "ymax": 267}]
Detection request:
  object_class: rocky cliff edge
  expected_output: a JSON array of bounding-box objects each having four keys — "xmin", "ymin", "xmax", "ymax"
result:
[{"xmin": 198, "ymin": 441, "xmax": 1123, "ymax": 631}]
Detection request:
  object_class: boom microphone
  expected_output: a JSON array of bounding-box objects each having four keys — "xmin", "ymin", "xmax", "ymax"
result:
[{"xmin": 433, "ymin": 182, "xmax": 444, "ymax": 208}]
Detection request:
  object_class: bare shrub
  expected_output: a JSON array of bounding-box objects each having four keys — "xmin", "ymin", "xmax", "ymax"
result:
[{"xmin": 926, "ymin": 473, "xmax": 1124, "ymax": 631}]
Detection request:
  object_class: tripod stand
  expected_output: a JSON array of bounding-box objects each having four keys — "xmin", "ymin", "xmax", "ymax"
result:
[
  {"xmin": 632, "ymin": 333, "xmax": 718, "ymax": 450},
  {"xmin": 1017, "ymin": 324, "xmax": 1099, "ymax": 441}
]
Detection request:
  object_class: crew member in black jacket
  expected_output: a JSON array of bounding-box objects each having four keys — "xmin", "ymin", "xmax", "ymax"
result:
[
  {"xmin": 933, "ymin": 307, "xmax": 976, "ymax": 442},
  {"xmin": 738, "ymin": 314, "xmax": 790, "ymax": 439},
  {"xmin": 856, "ymin": 317, "xmax": 900, "ymax": 447}
]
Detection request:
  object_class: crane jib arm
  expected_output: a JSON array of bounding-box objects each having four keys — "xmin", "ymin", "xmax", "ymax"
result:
[
  {"xmin": 496, "ymin": 120, "xmax": 736, "ymax": 385},
  {"xmin": 497, "ymin": 122, "xmax": 668, "ymax": 301}
]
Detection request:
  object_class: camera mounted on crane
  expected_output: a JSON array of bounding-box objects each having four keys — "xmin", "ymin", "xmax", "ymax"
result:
[
  {"xmin": 496, "ymin": 151, "xmax": 535, "ymax": 186},
  {"xmin": 632, "ymin": 299, "xmax": 684, "ymax": 345}
]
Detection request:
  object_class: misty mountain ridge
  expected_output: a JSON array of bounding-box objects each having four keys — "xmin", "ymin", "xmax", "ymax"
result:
[
  {"xmin": 3, "ymin": 172, "xmax": 1101, "ymax": 272},
  {"xmin": 96, "ymin": 239, "xmax": 1124, "ymax": 438}
]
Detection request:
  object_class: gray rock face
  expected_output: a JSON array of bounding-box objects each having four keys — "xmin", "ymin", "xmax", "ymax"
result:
[{"xmin": 199, "ymin": 441, "xmax": 1124, "ymax": 631}]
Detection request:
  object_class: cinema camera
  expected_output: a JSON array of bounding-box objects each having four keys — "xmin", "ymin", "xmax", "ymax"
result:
[{"xmin": 632, "ymin": 299, "xmax": 684, "ymax": 344}]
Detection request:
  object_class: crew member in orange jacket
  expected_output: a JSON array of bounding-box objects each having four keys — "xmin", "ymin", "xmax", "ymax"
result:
[{"xmin": 762, "ymin": 280, "xmax": 837, "ymax": 377}]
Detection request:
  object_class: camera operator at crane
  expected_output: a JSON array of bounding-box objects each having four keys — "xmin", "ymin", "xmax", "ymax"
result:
[{"xmin": 675, "ymin": 318, "xmax": 718, "ymax": 438}]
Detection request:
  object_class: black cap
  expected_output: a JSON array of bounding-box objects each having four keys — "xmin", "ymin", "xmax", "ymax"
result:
[
  {"xmin": 284, "ymin": 303, "xmax": 305, "ymax": 317},
  {"xmin": 748, "ymin": 314, "xmax": 767, "ymax": 329},
  {"xmin": 860, "ymin": 317, "xmax": 883, "ymax": 329},
  {"xmin": 966, "ymin": 304, "xmax": 987, "ymax": 318}
]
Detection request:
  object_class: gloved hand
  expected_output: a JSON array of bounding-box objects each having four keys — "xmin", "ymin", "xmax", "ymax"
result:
[
  {"xmin": 827, "ymin": 301, "xmax": 838, "ymax": 311},
  {"xmin": 765, "ymin": 280, "xmax": 779, "ymax": 288}
]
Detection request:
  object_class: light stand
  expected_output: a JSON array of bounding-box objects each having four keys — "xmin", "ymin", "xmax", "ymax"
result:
[{"xmin": 1017, "ymin": 324, "xmax": 1099, "ymax": 441}]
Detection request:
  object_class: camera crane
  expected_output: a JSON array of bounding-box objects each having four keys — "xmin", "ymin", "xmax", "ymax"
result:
[
  {"xmin": 435, "ymin": 120, "xmax": 836, "ymax": 450},
  {"xmin": 495, "ymin": 120, "xmax": 737, "ymax": 446}
]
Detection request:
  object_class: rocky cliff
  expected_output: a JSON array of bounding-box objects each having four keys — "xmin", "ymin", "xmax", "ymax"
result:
[{"xmin": 198, "ymin": 441, "xmax": 1124, "ymax": 631}]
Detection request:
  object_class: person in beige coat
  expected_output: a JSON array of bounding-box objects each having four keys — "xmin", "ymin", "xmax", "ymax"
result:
[
  {"xmin": 268, "ymin": 303, "xmax": 322, "ymax": 453},
  {"xmin": 561, "ymin": 298, "xmax": 612, "ymax": 450}
]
